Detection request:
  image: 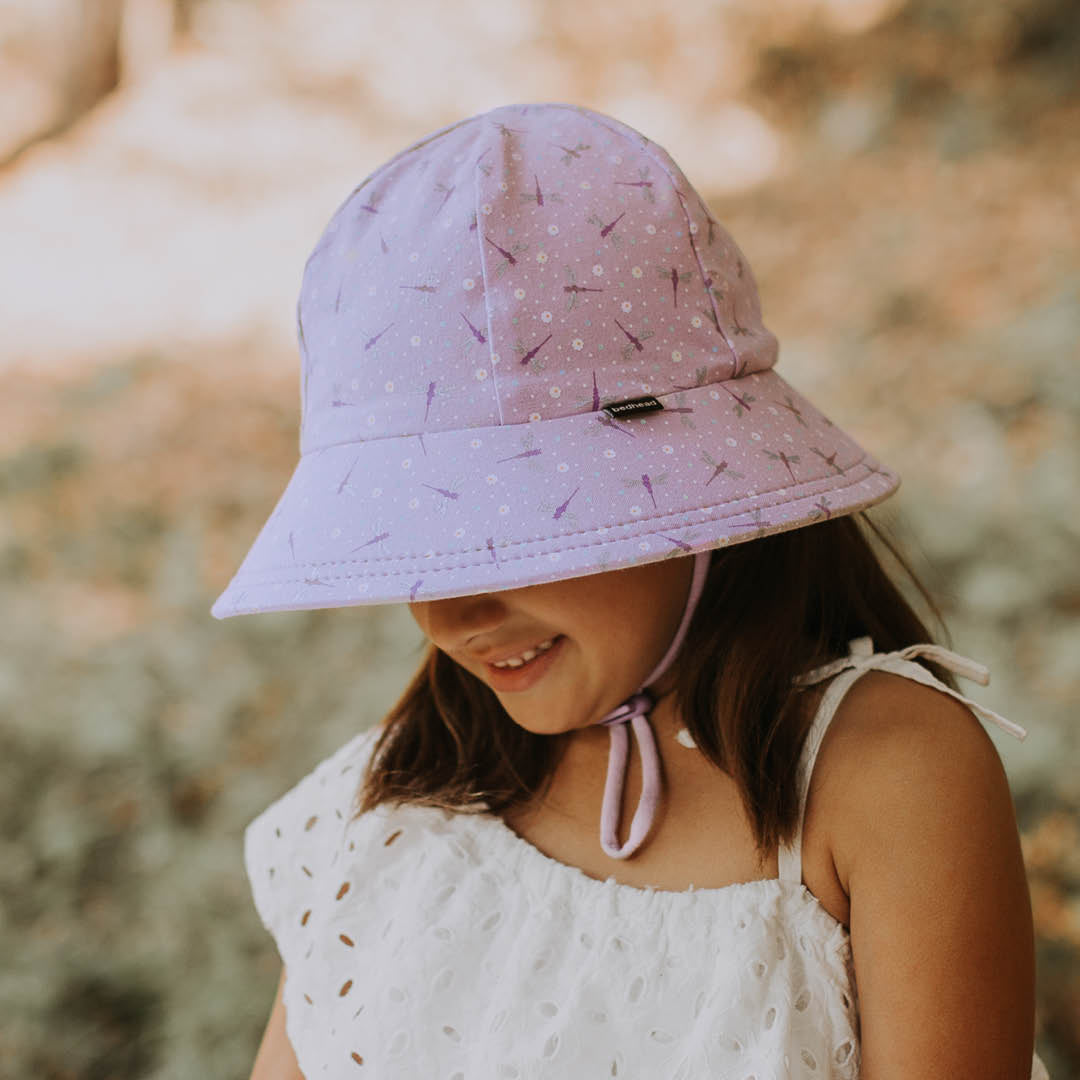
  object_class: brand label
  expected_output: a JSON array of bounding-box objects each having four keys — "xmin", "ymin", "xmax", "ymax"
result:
[{"xmin": 601, "ymin": 395, "xmax": 665, "ymax": 419}]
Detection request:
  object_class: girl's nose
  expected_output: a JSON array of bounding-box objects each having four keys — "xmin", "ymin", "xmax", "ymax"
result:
[{"xmin": 414, "ymin": 593, "xmax": 510, "ymax": 648}]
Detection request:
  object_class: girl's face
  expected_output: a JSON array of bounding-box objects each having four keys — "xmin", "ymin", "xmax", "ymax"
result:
[{"xmin": 408, "ymin": 555, "xmax": 696, "ymax": 739}]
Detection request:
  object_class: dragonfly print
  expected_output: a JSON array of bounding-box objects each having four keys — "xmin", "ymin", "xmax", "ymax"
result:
[
  {"xmin": 585, "ymin": 209, "xmax": 627, "ymax": 246},
  {"xmin": 621, "ymin": 471, "xmax": 670, "ymax": 510},
  {"xmin": 518, "ymin": 174, "xmax": 565, "ymax": 208},
  {"xmin": 696, "ymin": 301, "xmax": 740, "ymax": 367},
  {"xmin": 651, "ymin": 389, "xmax": 697, "ymax": 431},
  {"xmin": 572, "ymin": 371, "xmax": 621, "ymax": 423},
  {"xmin": 701, "ymin": 451, "xmax": 746, "ymax": 487},
  {"xmin": 762, "ymin": 447, "xmax": 802, "ymax": 485},
  {"xmin": 512, "ymin": 332, "xmax": 554, "ymax": 368},
  {"xmin": 584, "ymin": 410, "xmax": 639, "ymax": 441},
  {"xmin": 492, "ymin": 120, "xmax": 529, "ymax": 139},
  {"xmin": 696, "ymin": 195, "xmax": 720, "ymax": 247},
  {"xmin": 562, "ymin": 264, "xmax": 604, "ymax": 311},
  {"xmin": 398, "ymin": 280, "xmax": 440, "ymax": 308},
  {"xmin": 655, "ymin": 264, "xmax": 694, "ymax": 308},
  {"xmin": 335, "ymin": 455, "xmax": 362, "ymax": 496},
  {"xmin": 810, "ymin": 446, "xmax": 847, "ymax": 475},
  {"xmin": 419, "ymin": 473, "xmax": 467, "ymax": 517},
  {"xmin": 485, "ymin": 233, "xmax": 530, "ymax": 278},
  {"xmin": 772, "ymin": 395, "xmax": 808, "ymax": 427},
  {"xmin": 329, "ymin": 381, "xmax": 360, "ymax": 409},
  {"xmin": 537, "ymin": 484, "xmax": 584, "ymax": 525},
  {"xmin": 672, "ymin": 365, "xmax": 710, "ymax": 392},
  {"xmin": 613, "ymin": 165, "xmax": 657, "ymax": 204},
  {"xmin": 613, "ymin": 318, "xmax": 655, "ymax": 360},
  {"xmin": 675, "ymin": 187, "xmax": 719, "ymax": 251},
  {"xmin": 567, "ymin": 369, "xmax": 603, "ymax": 413},
  {"xmin": 551, "ymin": 140, "xmax": 590, "ymax": 166},
  {"xmin": 494, "ymin": 428, "xmax": 543, "ymax": 468},
  {"xmin": 350, "ymin": 521, "xmax": 393, "ymax": 554},
  {"xmin": 720, "ymin": 379, "xmax": 755, "ymax": 418},
  {"xmin": 809, "ymin": 496, "xmax": 833, "ymax": 521},
  {"xmin": 362, "ymin": 321, "xmax": 395, "ymax": 353},
  {"xmin": 655, "ymin": 524, "xmax": 717, "ymax": 556},
  {"xmin": 353, "ymin": 189, "xmax": 381, "ymax": 218},
  {"xmin": 728, "ymin": 506, "xmax": 770, "ymax": 539},
  {"xmin": 460, "ymin": 311, "xmax": 487, "ymax": 345},
  {"xmin": 430, "ymin": 181, "xmax": 456, "ymax": 218}
]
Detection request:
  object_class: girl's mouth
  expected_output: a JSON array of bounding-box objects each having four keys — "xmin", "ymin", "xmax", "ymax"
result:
[{"xmin": 484, "ymin": 635, "xmax": 566, "ymax": 691}]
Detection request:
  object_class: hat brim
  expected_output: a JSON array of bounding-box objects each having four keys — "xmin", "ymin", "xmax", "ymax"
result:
[{"xmin": 210, "ymin": 368, "xmax": 899, "ymax": 617}]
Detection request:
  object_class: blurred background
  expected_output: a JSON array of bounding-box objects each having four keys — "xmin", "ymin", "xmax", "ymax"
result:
[{"xmin": 0, "ymin": 0, "xmax": 1077, "ymax": 1075}]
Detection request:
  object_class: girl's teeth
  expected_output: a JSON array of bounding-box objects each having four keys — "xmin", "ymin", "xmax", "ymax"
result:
[{"xmin": 492, "ymin": 637, "xmax": 556, "ymax": 668}]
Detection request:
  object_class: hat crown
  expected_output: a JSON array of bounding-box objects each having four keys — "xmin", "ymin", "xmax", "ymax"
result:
[{"xmin": 296, "ymin": 103, "xmax": 777, "ymax": 456}]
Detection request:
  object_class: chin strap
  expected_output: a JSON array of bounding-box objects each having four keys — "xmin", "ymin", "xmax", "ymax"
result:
[{"xmin": 593, "ymin": 551, "xmax": 712, "ymax": 859}]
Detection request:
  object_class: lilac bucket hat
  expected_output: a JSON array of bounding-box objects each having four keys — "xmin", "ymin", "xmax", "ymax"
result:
[{"xmin": 210, "ymin": 101, "xmax": 899, "ymax": 619}]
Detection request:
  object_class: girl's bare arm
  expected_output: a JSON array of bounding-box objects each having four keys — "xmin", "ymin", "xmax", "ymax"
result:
[{"xmin": 249, "ymin": 968, "xmax": 305, "ymax": 1080}]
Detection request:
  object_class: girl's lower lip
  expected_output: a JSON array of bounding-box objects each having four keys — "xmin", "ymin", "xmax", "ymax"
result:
[{"xmin": 484, "ymin": 635, "xmax": 566, "ymax": 692}]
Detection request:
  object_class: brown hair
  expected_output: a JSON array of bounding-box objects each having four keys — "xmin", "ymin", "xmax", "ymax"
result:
[{"xmin": 354, "ymin": 510, "xmax": 959, "ymax": 860}]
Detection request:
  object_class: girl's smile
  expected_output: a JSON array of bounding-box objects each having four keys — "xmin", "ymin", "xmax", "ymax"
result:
[{"xmin": 408, "ymin": 556, "xmax": 697, "ymax": 739}]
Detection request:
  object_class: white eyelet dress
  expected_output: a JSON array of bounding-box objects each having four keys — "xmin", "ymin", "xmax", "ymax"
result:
[{"xmin": 244, "ymin": 637, "xmax": 1050, "ymax": 1079}]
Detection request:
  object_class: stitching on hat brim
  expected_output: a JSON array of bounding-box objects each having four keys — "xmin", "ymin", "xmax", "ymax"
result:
[{"xmin": 224, "ymin": 456, "xmax": 894, "ymax": 589}]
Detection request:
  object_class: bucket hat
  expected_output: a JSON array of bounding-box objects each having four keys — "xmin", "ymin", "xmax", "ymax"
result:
[
  {"xmin": 211, "ymin": 100, "xmax": 899, "ymax": 619},
  {"xmin": 211, "ymin": 102, "xmax": 902, "ymax": 859}
]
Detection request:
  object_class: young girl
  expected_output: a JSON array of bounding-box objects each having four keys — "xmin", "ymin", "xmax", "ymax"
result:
[{"xmin": 212, "ymin": 102, "xmax": 1049, "ymax": 1079}]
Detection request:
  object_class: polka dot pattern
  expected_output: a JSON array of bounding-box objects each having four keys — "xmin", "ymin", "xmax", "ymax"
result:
[{"xmin": 210, "ymin": 102, "xmax": 899, "ymax": 618}]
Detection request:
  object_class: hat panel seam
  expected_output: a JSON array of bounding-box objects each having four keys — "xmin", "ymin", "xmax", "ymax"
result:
[
  {"xmin": 572, "ymin": 108, "xmax": 745, "ymax": 375},
  {"xmin": 473, "ymin": 135, "xmax": 505, "ymax": 427},
  {"xmin": 227, "ymin": 456, "xmax": 885, "ymax": 584}
]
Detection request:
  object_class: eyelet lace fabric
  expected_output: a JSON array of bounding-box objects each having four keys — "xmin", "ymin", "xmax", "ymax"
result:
[{"xmin": 244, "ymin": 638, "xmax": 1050, "ymax": 1079}]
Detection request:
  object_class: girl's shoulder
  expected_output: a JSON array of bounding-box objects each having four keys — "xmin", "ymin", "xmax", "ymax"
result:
[{"xmin": 811, "ymin": 666, "xmax": 1010, "ymax": 897}]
